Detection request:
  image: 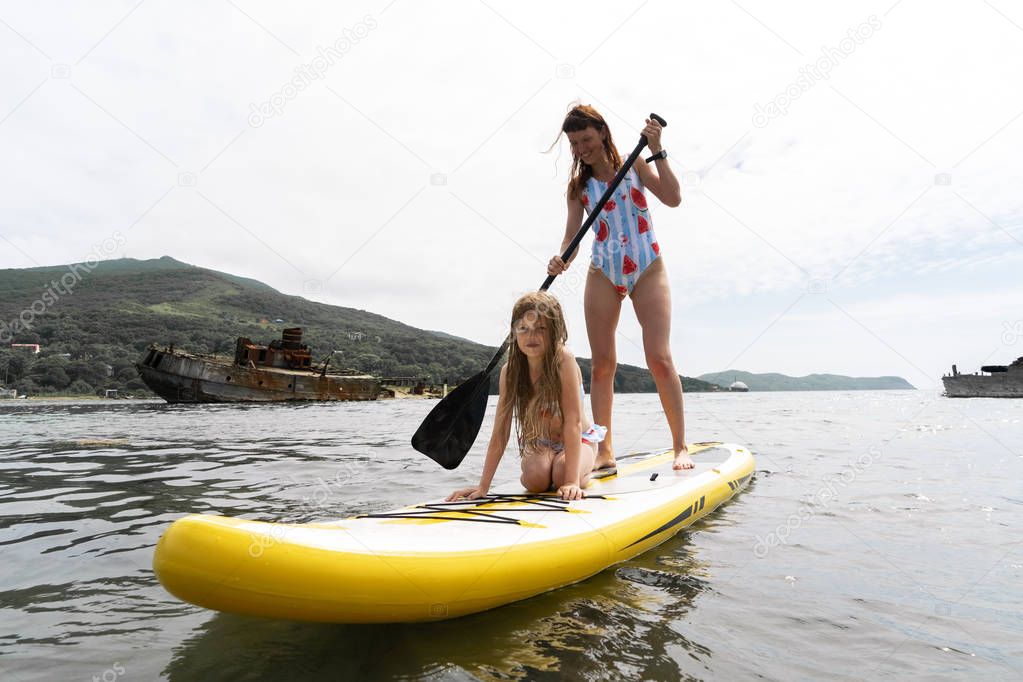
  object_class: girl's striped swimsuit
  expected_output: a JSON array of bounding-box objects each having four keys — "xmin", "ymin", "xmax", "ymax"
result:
[{"xmin": 582, "ymin": 167, "xmax": 660, "ymax": 297}]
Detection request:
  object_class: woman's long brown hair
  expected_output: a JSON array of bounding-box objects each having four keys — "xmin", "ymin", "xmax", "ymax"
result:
[
  {"xmin": 550, "ymin": 104, "xmax": 623, "ymax": 201},
  {"xmin": 505, "ymin": 292, "xmax": 569, "ymax": 451}
]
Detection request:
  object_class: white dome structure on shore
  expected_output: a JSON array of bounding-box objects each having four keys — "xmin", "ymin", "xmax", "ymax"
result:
[{"xmin": 729, "ymin": 381, "xmax": 749, "ymax": 392}]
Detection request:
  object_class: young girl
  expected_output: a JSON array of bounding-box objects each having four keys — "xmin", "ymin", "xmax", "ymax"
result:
[
  {"xmin": 446, "ymin": 292, "xmax": 607, "ymax": 502},
  {"xmin": 547, "ymin": 104, "xmax": 693, "ymax": 471}
]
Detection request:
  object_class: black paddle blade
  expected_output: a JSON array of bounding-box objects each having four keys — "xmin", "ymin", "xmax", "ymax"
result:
[{"xmin": 411, "ymin": 369, "xmax": 492, "ymax": 469}]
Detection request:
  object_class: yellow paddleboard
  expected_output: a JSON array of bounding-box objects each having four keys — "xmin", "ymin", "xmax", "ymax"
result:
[{"xmin": 153, "ymin": 442, "xmax": 753, "ymax": 623}]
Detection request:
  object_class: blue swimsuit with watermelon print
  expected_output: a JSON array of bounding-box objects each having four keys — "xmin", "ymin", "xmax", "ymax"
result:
[{"xmin": 581, "ymin": 167, "xmax": 660, "ymax": 297}]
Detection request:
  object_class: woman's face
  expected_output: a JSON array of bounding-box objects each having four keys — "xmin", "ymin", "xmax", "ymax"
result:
[
  {"xmin": 513, "ymin": 310, "xmax": 549, "ymax": 359},
  {"xmin": 567, "ymin": 125, "xmax": 604, "ymax": 166}
]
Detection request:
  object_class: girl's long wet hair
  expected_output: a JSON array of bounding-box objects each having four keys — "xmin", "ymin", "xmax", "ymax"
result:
[
  {"xmin": 549, "ymin": 104, "xmax": 623, "ymax": 201},
  {"xmin": 504, "ymin": 292, "xmax": 569, "ymax": 451}
]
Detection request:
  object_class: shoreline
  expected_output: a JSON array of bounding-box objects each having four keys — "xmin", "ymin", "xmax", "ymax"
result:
[{"xmin": 1, "ymin": 395, "xmax": 157, "ymax": 402}]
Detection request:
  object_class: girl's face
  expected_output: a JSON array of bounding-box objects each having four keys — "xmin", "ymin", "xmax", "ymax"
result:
[
  {"xmin": 513, "ymin": 310, "xmax": 549, "ymax": 360},
  {"xmin": 567, "ymin": 125, "xmax": 605, "ymax": 166}
]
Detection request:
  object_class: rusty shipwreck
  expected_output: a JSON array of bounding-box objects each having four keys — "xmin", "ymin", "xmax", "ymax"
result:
[
  {"xmin": 942, "ymin": 356, "xmax": 1023, "ymax": 398},
  {"xmin": 135, "ymin": 328, "xmax": 380, "ymax": 403}
]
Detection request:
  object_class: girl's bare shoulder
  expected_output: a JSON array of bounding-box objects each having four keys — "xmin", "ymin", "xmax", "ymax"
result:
[{"xmin": 558, "ymin": 346, "xmax": 581, "ymax": 374}]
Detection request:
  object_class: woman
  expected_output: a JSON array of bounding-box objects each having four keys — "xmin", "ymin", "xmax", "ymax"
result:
[{"xmin": 547, "ymin": 104, "xmax": 692, "ymax": 470}]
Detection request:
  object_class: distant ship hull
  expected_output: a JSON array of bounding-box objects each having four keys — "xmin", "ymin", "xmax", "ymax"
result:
[
  {"xmin": 942, "ymin": 357, "xmax": 1023, "ymax": 398},
  {"xmin": 941, "ymin": 374, "xmax": 1023, "ymax": 398},
  {"xmin": 136, "ymin": 346, "xmax": 380, "ymax": 404}
]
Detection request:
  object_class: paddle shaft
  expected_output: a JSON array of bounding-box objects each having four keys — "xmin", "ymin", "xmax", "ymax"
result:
[{"xmin": 480, "ymin": 113, "xmax": 667, "ymax": 376}]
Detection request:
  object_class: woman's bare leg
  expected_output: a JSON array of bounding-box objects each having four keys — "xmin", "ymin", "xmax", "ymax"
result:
[
  {"xmin": 630, "ymin": 259, "xmax": 692, "ymax": 469},
  {"xmin": 585, "ymin": 267, "xmax": 624, "ymax": 469}
]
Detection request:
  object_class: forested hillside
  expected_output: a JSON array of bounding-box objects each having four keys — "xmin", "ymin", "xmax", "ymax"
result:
[{"xmin": 0, "ymin": 257, "xmax": 719, "ymax": 397}]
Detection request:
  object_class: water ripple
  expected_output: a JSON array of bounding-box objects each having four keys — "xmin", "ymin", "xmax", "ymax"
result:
[{"xmin": 1, "ymin": 393, "xmax": 1021, "ymax": 680}]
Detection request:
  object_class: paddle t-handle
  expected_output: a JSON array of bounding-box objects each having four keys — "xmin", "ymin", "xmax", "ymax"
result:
[{"xmin": 539, "ymin": 112, "xmax": 667, "ymax": 292}]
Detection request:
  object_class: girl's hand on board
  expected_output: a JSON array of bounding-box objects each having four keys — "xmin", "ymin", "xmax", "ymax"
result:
[
  {"xmin": 643, "ymin": 117, "xmax": 663, "ymax": 152},
  {"xmin": 558, "ymin": 484, "xmax": 585, "ymax": 501},
  {"xmin": 446, "ymin": 487, "xmax": 488, "ymax": 502},
  {"xmin": 547, "ymin": 255, "xmax": 568, "ymax": 276}
]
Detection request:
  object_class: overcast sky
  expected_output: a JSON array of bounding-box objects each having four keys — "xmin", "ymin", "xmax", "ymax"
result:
[{"xmin": 2, "ymin": 0, "xmax": 1022, "ymax": 388}]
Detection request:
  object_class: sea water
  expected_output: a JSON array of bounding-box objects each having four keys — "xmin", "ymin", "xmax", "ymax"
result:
[{"xmin": 1, "ymin": 391, "xmax": 1020, "ymax": 680}]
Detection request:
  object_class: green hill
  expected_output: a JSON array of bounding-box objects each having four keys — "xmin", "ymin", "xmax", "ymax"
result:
[
  {"xmin": 697, "ymin": 369, "xmax": 914, "ymax": 391},
  {"xmin": 0, "ymin": 256, "xmax": 717, "ymax": 397}
]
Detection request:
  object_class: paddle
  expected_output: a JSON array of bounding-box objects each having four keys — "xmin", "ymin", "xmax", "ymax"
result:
[{"xmin": 412, "ymin": 113, "xmax": 668, "ymax": 469}]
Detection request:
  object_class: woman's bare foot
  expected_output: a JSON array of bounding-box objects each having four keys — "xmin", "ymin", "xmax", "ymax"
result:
[
  {"xmin": 672, "ymin": 447, "xmax": 694, "ymax": 470},
  {"xmin": 594, "ymin": 447, "xmax": 616, "ymax": 470}
]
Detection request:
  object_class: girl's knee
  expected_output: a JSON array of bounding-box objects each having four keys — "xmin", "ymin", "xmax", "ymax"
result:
[
  {"xmin": 520, "ymin": 451, "xmax": 555, "ymax": 492},
  {"xmin": 520, "ymin": 471, "xmax": 550, "ymax": 493}
]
